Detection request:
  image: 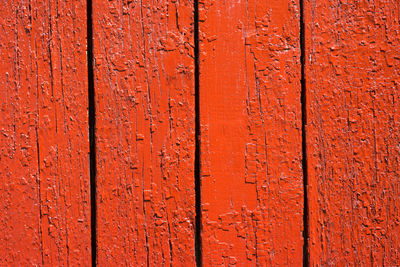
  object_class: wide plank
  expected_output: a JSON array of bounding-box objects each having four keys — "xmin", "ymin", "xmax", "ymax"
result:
[
  {"xmin": 92, "ymin": 0, "xmax": 196, "ymax": 265},
  {"xmin": 305, "ymin": 0, "xmax": 400, "ymax": 265},
  {"xmin": 199, "ymin": 0, "xmax": 304, "ymax": 265},
  {"xmin": 0, "ymin": 1, "xmax": 91, "ymax": 265}
]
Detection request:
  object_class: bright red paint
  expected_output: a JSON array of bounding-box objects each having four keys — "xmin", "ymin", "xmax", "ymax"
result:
[
  {"xmin": 0, "ymin": 1, "xmax": 91, "ymax": 265},
  {"xmin": 305, "ymin": 0, "xmax": 400, "ymax": 265},
  {"xmin": 199, "ymin": 0, "xmax": 304, "ymax": 265},
  {"xmin": 92, "ymin": 0, "xmax": 195, "ymax": 265},
  {"xmin": 1, "ymin": 0, "xmax": 400, "ymax": 266}
]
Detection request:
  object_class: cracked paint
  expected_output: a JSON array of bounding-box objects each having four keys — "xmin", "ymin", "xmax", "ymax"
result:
[
  {"xmin": 0, "ymin": 0, "xmax": 91, "ymax": 265},
  {"xmin": 199, "ymin": 0, "xmax": 304, "ymax": 265},
  {"xmin": 305, "ymin": 0, "xmax": 400, "ymax": 265},
  {"xmin": 92, "ymin": 0, "xmax": 195, "ymax": 265}
]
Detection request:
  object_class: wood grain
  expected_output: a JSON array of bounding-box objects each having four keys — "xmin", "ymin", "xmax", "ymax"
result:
[
  {"xmin": 199, "ymin": 0, "xmax": 304, "ymax": 265},
  {"xmin": 0, "ymin": 0, "xmax": 91, "ymax": 265},
  {"xmin": 305, "ymin": 0, "xmax": 400, "ymax": 265},
  {"xmin": 92, "ymin": 0, "xmax": 196, "ymax": 265}
]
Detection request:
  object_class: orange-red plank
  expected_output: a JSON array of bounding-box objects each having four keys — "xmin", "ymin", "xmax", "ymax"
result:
[
  {"xmin": 199, "ymin": 1, "xmax": 303, "ymax": 265},
  {"xmin": 305, "ymin": 0, "xmax": 400, "ymax": 265},
  {"xmin": 0, "ymin": 1, "xmax": 91, "ymax": 265},
  {"xmin": 92, "ymin": 0, "xmax": 195, "ymax": 265}
]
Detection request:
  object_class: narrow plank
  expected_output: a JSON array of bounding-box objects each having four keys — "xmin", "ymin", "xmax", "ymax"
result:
[
  {"xmin": 92, "ymin": 0, "xmax": 195, "ymax": 265},
  {"xmin": 199, "ymin": 0, "xmax": 303, "ymax": 265},
  {"xmin": 305, "ymin": 0, "xmax": 400, "ymax": 265},
  {"xmin": 0, "ymin": 0, "xmax": 91, "ymax": 265}
]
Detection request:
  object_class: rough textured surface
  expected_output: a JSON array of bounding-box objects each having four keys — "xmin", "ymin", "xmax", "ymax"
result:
[
  {"xmin": 305, "ymin": 0, "xmax": 400, "ymax": 265},
  {"xmin": 0, "ymin": 0, "xmax": 91, "ymax": 265},
  {"xmin": 199, "ymin": 0, "xmax": 303, "ymax": 265},
  {"xmin": 2, "ymin": 0, "xmax": 400, "ymax": 265},
  {"xmin": 92, "ymin": 0, "xmax": 195, "ymax": 265}
]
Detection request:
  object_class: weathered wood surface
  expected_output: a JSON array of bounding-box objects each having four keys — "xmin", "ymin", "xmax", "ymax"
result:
[
  {"xmin": 0, "ymin": 0, "xmax": 91, "ymax": 265},
  {"xmin": 305, "ymin": 0, "xmax": 400, "ymax": 265},
  {"xmin": 199, "ymin": 0, "xmax": 304, "ymax": 265},
  {"xmin": 1, "ymin": 0, "xmax": 400, "ymax": 265},
  {"xmin": 92, "ymin": 0, "xmax": 196, "ymax": 265}
]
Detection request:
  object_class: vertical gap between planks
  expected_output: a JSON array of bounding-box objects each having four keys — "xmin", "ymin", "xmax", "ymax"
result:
[
  {"xmin": 194, "ymin": 0, "xmax": 202, "ymax": 266},
  {"xmin": 87, "ymin": 0, "xmax": 97, "ymax": 265},
  {"xmin": 300, "ymin": 0, "xmax": 309, "ymax": 266}
]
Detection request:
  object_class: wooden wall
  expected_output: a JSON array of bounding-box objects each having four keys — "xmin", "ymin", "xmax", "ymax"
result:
[{"xmin": 1, "ymin": 0, "xmax": 399, "ymax": 265}]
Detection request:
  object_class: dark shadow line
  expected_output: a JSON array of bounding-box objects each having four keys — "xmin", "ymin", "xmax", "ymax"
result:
[
  {"xmin": 300, "ymin": 0, "xmax": 309, "ymax": 266},
  {"xmin": 194, "ymin": 0, "xmax": 202, "ymax": 266},
  {"xmin": 87, "ymin": 0, "xmax": 96, "ymax": 266}
]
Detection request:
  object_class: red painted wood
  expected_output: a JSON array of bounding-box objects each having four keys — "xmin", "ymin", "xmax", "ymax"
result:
[
  {"xmin": 199, "ymin": 1, "xmax": 304, "ymax": 265},
  {"xmin": 92, "ymin": 0, "xmax": 195, "ymax": 265},
  {"xmin": 2, "ymin": 1, "xmax": 400, "ymax": 265},
  {"xmin": 0, "ymin": 1, "xmax": 91, "ymax": 265},
  {"xmin": 305, "ymin": 0, "xmax": 400, "ymax": 265}
]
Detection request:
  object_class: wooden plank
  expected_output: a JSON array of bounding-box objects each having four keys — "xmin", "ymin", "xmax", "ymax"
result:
[
  {"xmin": 92, "ymin": 0, "xmax": 195, "ymax": 265},
  {"xmin": 305, "ymin": 0, "xmax": 400, "ymax": 265},
  {"xmin": 0, "ymin": 1, "xmax": 91, "ymax": 265},
  {"xmin": 199, "ymin": 1, "xmax": 303, "ymax": 265}
]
